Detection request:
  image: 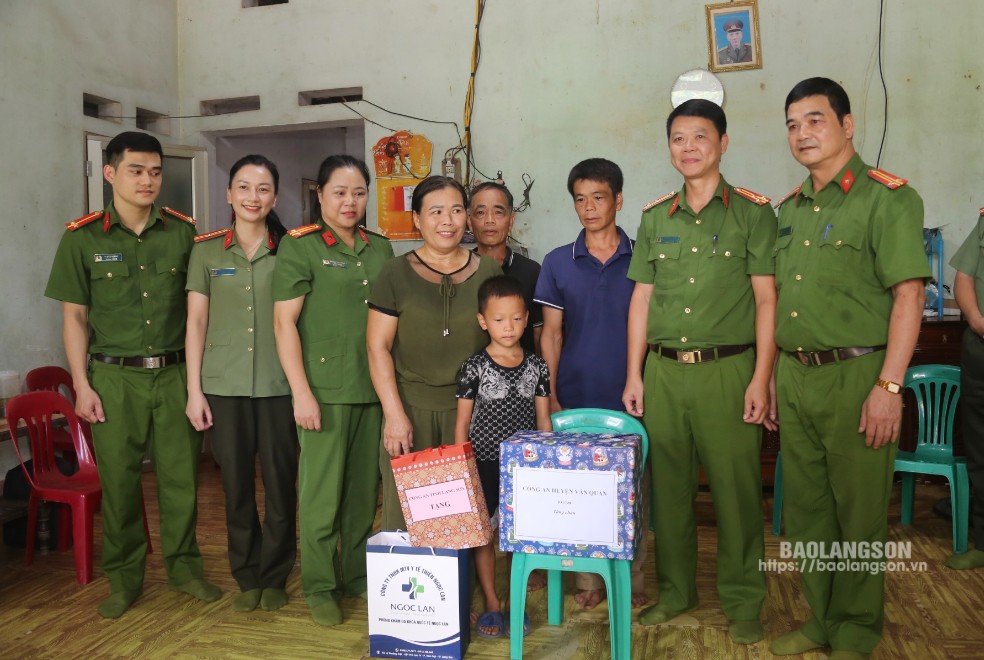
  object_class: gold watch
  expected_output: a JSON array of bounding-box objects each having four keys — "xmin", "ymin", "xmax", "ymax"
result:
[{"xmin": 875, "ymin": 378, "xmax": 902, "ymax": 394}]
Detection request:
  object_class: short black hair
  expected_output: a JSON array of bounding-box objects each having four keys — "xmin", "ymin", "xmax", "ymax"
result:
[
  {"xmin": 785, "ymin": 77, "xmax": 852, "ymax": 123},
  {"xmin": 411, "ymin": 176, "xmax": 467, "ymax": 214},
  {"xmin": 566, "ymin": 158, "xmax": 623, "ymax": 198},
  {"xmin": 469, "ymin": 181, "xmax": 514, "ymax": 211},
  {"xmin": 477, "ymin": 275, "xmax": 526, "ymax": 314},
  {"xmin": 666, "ymin": 99, "xmax": 727, "ymax": 139},
  {"xmin": 105, "ymin": 131, "xmax": 163, "ymax": 169}
]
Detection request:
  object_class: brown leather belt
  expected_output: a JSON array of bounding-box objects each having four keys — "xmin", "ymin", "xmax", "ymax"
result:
[
  {"xmin": 649, "ymin": 343, "xmax": 751, "ymax": 364},
  {"xmin": 787, "ymin": 345, "xmax": 886, "ymax": 367},
  {"xmin": 90, "ymin": 351, "xmax": 186, "ymax": 369}
]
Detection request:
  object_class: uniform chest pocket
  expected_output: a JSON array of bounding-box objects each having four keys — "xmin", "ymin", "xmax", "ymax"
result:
[
  {"xmin": 817, "ymin": 224, "xmax": 865, "ymax": 286},
  {"xmin": 90, "ymin": 262, "xmax": 132, "ymax": 308},
  {"xmin": 707, "ymin": 242, "xmax": 748, "ymax": 287},
  {"xmin": 648, "ymin": 242, "xmax": 683, "ymax": 288},
  {"xmin": 773, "ymin": 232, "xmax": 795, "ymax": 289},
  {"xmin": 155, "ymin": 257, "xmax": 188, "ymax": 299},
  {"xmin": 305, "ymin": 339, "xmax": 344, "ymax": 391}
]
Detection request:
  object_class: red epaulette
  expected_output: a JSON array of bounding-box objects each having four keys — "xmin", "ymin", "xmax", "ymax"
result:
[
  {"xmin": 867, "ymin": 169, "xmax": 907, "ymax": 190},
  {"xmin": 162, "ymin": 207, "xmax": 197, "ymax": 225},
  {"xmin": 642, "ymin": 192, "xmax": 676, "ymax": 213},
  {"xmin": 65, "ymin": 211, "xmax": 105, "ymax": 232},
  {"xmin": 288, "ymin": 223, "xmax": 321, "ymax": 238},
  {"xmin": 358, "ymin": 225, "xmax": 389, "ymax": 240},
  {"xmin": 773, "ymin": 186, "xmax": 801, "ymax": 209},
  {"xmin": 194, "ymin": 228, "xmax": 230, "ymax": 243},
  {"xmin": 732, "ymin": 187, "xmax": 771, "ymax": 206}
]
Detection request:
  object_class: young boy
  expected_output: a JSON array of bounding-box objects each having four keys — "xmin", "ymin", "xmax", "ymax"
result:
[{"xmin": 454, "ymin": 275, "xmax": 552, "ymax": 638}]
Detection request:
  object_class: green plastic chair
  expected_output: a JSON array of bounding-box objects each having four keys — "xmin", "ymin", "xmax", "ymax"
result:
[
  {"xmin": 509, "ymin": 408, "xmax": 649, "ymax": 660},
  {"xmin": 895, "ymin": 365, "xmax": 969, "ymax": 553}
]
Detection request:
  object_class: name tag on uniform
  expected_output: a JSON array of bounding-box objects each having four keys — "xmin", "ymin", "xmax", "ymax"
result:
[
  {"xmin": 323, "ymin": 259, "xmax": 348, "ymax": 268},
  {"xmin": 653, "ymin": 236, "xmax": 680, "ymax": 244},
  {"xmin": 209, "ymin": 268, "xmax": 237, "ymax": 276},
  {"xmin": 94, "ymin": 253, "xmax": 123, "ymax": 262},
  {"xmin": 778, "ymin": 226, "xmax": 793, "ymax": 237}
]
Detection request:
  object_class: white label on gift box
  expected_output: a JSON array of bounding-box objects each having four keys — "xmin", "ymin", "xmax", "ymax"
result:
[
  {"xmin": 404, "ymin": 478, "xmax": 472, "ymax": 523},
  {"xmin": 513, "ymin": 467, "xmax": 618, "ymax": 545}
]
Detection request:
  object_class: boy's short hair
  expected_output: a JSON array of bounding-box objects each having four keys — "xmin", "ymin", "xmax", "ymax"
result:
[
  {"xmin": 105, "ymin": 131, "xmax": 163, "ymax": 169},
  {"xmin": 477, "ymin": 275, "xmax": 526, "ymax": 314}
]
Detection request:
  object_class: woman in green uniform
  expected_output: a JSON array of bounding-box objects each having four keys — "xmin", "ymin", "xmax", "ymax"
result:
[
  {"xmin": 186, "ymin": 155, "xmax": 297, "ymax": 613},
  {"xmin": 366, "ymin": 176, "xmax": 502, "ymax": 531},
  {"xmin": 272, "ymin": 155, "xmax": 394, "ymax": 627}
]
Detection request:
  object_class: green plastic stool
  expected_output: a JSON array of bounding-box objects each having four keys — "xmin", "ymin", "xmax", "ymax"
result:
[{"xmin": 508, "ymin": 408, "xmax": 649, "ymax": 660}]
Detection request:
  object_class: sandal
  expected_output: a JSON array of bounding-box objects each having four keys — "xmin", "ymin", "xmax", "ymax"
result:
[{"xmin": 476, "ymin": 611, "xmax": 505, "ymax": 639}]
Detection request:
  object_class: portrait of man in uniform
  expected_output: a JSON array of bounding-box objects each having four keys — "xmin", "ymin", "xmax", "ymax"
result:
[{"xmin": 706, "ymin": 1, "xmax": 762, "ymax": 72}]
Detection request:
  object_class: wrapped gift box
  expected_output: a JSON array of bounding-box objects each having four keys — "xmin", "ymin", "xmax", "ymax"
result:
[
  {"xmin": 392, "ymin": 443, "xmax": 493, "ymax": 550},
  {"xmin": 498, "ymin": 430, "xmax": 642, "ymax": 560}
]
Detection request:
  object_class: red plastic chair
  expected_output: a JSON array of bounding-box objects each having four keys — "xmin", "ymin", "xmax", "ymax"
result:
[
  {"xmin": 5, "ymin": 391, "xmax": 102, "ymax": 584},
  {"xmin": 24, "ymin": 366, "xmax": 153, "ymax": 554}
]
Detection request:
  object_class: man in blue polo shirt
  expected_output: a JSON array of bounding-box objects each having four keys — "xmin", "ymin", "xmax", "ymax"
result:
[{"xmin": 535, "ymin": 157, "xmax": 645, "ymax": 609}]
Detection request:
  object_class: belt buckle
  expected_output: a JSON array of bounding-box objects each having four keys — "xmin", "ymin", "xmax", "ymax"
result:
[
  {"xmin": 143, "ymin": 356, "xmax": 163, "ymax": 369},
  {"xmin": 677, "ymin": 350, "xmax": 700, "ymax": 364}
]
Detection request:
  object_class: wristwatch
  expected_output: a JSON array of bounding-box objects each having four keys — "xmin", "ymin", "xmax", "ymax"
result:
[{"xmin": 875, "ymin": 378, "xmax": 902, "ymax": 394}]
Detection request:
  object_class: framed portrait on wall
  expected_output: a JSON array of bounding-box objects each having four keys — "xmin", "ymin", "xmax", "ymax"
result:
[{"xmin": 706, "ymin": 1, "xmax": 762, "ymax": 73}]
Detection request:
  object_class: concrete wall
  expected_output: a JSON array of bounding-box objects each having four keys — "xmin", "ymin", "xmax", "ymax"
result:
[
  {"xmin": 174, "ymin": 0, "xmax": 984, "ymax": 268},
  {"xmin": 0, "ymin": 0, "xmax": 178, "ymax": 467},
  {"xmin": 1, "ymin": 0, "xmax": 982, "ymax": 461}
]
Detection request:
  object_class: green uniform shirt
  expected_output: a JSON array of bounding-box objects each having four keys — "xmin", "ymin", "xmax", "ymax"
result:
[
  {"xmin": 367, "ymin": 253, "xmax": 502, "ymax": 410},
  {"xmin": 627, "ymin": 178, "xmax": 777, "ymax": 348},
  {"xmin": 774, "ymin": 154, "xmax": 930, "ymax": 351},
  {"xmin": 949, "ymin": 211, "xmax": 984, "ymax": 315},
  {"xmin": 44, "ymin": 203, "xmax": 196, "ymax": 356},
  {"xmin": 186, "ymin": 228, "xmax": 289, "ymax": 398},
  {"xmin": 272, "ymin": 223, "xmax": 393, "ymax": 404}
]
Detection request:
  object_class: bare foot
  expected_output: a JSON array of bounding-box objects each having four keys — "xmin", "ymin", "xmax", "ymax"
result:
[
  {"xmin": 574, "ymin": 588, "xmax": 606, "ymax": 610},
  {"xmin": 631, "ymin": 591, "xmax": 650, "ymax": 609},
  {"xmin": 470, "ymin": 609, "xmax": 481, "ymax": 625},
  {"xmin": 526, "ymin": 570, "xmax": 546, "ymax": 593}
]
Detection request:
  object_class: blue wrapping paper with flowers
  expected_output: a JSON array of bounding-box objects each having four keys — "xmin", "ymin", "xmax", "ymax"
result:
[{"xmin": 498, "ymin": 430, "xmax": 642, "ymax": 560}]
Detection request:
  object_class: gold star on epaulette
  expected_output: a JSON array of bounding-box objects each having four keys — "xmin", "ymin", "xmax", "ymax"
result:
[
  {"xmin": 642, "ymin": 192, "xmax": 676, "ymax": 212},
  {"xmin": 867, "ymin": 169, "xmax": 908, "ymax": 190},
  {"xmin": 774, "ymin": 186, "xmax": 802, "ymax": 209},
  {"xmin": 194, "ymin": 228, "xmax": 230, "ymax": 243},
  {"xmin": 66, "ymin": 211, "xmax": 104, "ymax": 231},
  {"xmin": 732, "ymin": 187, "xmax": 771, "ymax": 206},
  {"xmin": 288, "ymin": 223, "xmax": 321, "ymax": 238},
  {"xmin": 162, "ymin": 207, "xmax": 197, "ymax": 225}
]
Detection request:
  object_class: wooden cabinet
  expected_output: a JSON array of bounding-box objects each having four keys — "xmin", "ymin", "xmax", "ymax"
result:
[{"xmin": 759, "ymin": 318, "xmax": 965, "ymax": 485}]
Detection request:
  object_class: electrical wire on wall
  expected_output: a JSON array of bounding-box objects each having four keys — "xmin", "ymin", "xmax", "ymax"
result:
[
  {"xmin": 460, "ymin": 0, "xmax": 487, "ymax": 185},
  {"xmin": 875, "ymin": 0, "xmax": 888, "ymax": 168}
]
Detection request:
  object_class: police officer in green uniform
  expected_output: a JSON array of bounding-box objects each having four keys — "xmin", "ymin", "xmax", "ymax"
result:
[
  {"xmin": 273, "ymin": 155, "xmax": 393, "ymax": 627},
  {"xmin": 186, "ymin": 155, "xmax": 297, "ymax": 613},
  {"xmin": 44, "ymin": 131, "xmax": 220, "ymax": 619},
  {"xmin": 769, "ymin": 79, "xmax": 929, "ymax": 659},
  {"xmin": 623, "ymin": 99, "xmax": 776, "ymax": 644},
  {"xmin": 946, "ymin": 209, "xmax": 984, "ymax": 571}
]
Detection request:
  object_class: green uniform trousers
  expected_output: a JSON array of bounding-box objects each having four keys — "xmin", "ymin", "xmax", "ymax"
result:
[
  {"xmin": 776, "ymin": 351, "xmax": 895, "ymax": 653},
  {"xmin": 207, "ymin": 394, "xmax": 297, "ymax": 592},
  {"xmin": 299, "ymin": 401, "xmax": 381, "ymax": 606},
  {"xmin": 961, "ymin": 329, "xmax": 984, "ymax": 549},
  {"xmin": 379, "ymin": 400, "xmax": 457, "ymax": 532},
  {"xmin": 642, "ymin": 349, "xmax": 765, "ymax": 621},
  {"xmin": 89, "ymin": 360, "xmax": 204, "ymax": 594}
]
